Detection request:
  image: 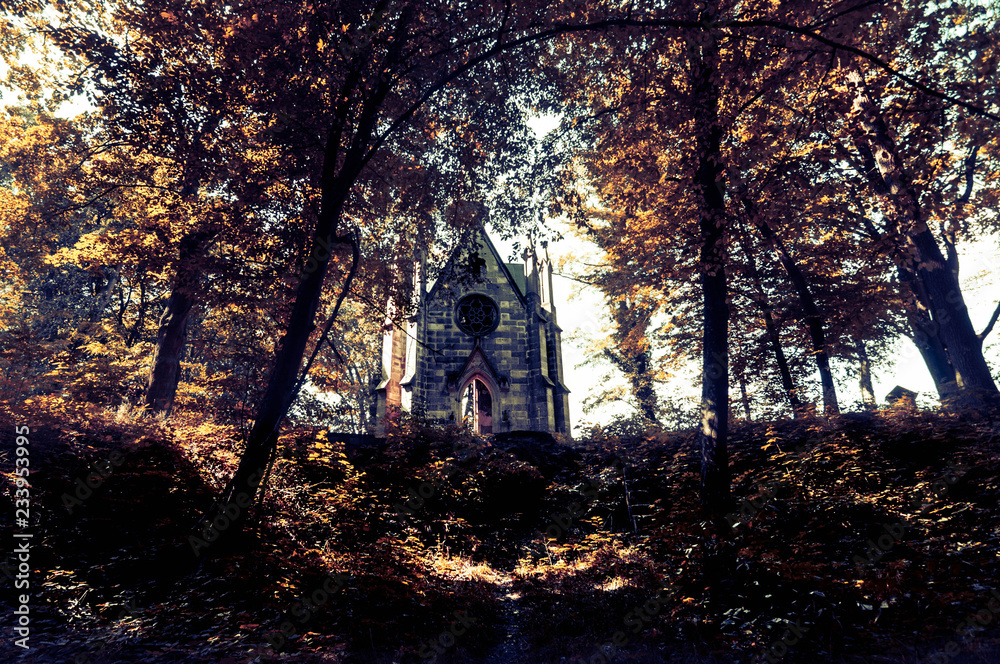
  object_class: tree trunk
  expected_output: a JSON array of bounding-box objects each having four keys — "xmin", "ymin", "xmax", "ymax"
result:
[
  {"xmin": 764, "ymin": 310, "xmax": 804, "ymax": 416},
  {"xmin": 608, "ymin": 300, "xmax": 660, "ymax": 425},
  {"xmin": 217, "ymin": 201, "xmax": 358, "ymax": 538},
  {"xmin": 691, "ymin": 22, "xmax": 730, "ymax": 526},
  {"xmin": 739, "ymin": 231, "xmax": 804, "ymax": 417},
  {"xmin": 209, "ymin": 12, "xmax": 410, "ymax": 539},
  {"xmin": 852, "ymin": 200, "xmax": 960, "ymax": 403},
  {"xmin": 900, "ymin": 269, "xmax": 960, "ymax": 402},
  {"xmin": 143, "ymin": 233, "xmax": 210, "ymax": 415},
  {"xmin": 855, "ymin": 337, "xmax": 876, "ymax": 409},
  {"xmin": 912, "ymin": 250, "xmax": 996, "ymax": 405},
  {"xmin": 846, "ymin": 68, "xmax": 999, "ymax": 407},
  {"xmin": 754, "ymin": 220, "xmax": 840, "ymax": 415},
  {"xmin": 124, "ymin": 270, "xmax": 149, "ymax": 348},
  {"xmin": 737, "ymin": 371, "xmax": 752, "ymax": 421},
  {"xmin": 632, "ymin": 368, "xmax": 660, "ymax": 425},
  {"xmin": 221, "ymin": 187, "xmax": 357, "ymax": 513}
]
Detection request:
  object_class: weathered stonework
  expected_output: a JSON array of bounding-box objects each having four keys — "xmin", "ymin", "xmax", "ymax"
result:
[{"xmin": 375, "ymin": 228, "xmax": 570, "ymax": 435}]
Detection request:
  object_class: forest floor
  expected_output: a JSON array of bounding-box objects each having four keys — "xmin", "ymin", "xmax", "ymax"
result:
[{"xmin": 2, "ymin": 401, "xmax": 1000, "ymax": 663}]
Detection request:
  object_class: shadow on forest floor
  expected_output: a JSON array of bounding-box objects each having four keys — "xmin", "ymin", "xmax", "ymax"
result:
[{"xmin": 2, "ymin": 405, "xmax": 1000, "ymax": 663}]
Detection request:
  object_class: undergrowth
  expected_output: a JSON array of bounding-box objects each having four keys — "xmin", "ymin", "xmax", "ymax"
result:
[{"xmin": 1, "ymin": 400, "xmax": 998, "ymax": 663}]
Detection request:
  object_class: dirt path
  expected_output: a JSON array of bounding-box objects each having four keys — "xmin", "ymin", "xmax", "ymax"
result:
[{"xmin": 481, "ymin": 575, "xmax": 529, "ymax": 664}]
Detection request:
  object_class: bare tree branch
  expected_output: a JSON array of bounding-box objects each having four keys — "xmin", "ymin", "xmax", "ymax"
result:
[
  {"xmin": 980, "ymin": 300, "xmax": 1000, "ymax": 343},
  {"xmin": 956, "ymin": 143, "xmax": 981, "ymax": 206},
  {"xmin": 363, "ymin": 13, "xmax": 1000, "ymax": 178}
]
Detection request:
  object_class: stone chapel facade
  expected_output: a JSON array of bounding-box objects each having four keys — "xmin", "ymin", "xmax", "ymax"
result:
[{"xmin": 374, "ymin": 228, "xmax": 570, "ymax": 435}]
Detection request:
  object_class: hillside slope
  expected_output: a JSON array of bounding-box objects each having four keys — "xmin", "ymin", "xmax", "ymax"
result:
[{"xmin": 1, "ymin": 404, "xmax": 998, "ymax": 663}]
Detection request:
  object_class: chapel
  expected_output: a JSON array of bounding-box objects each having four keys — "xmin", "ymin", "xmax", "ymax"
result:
[{"xmin": 374, "ymin": 227, "xmax": 571, "ymax": 435}]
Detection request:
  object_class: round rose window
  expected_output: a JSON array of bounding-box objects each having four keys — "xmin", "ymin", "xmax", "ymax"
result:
[{"xmin": 455, "ymin": 294, "xmax": 500, "ymax": 337}]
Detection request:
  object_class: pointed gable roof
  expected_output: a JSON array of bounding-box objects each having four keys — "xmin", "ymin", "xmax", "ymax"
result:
[{"xmin": 426, "ymin": 226, "xmax": 527, "ymax": 305}]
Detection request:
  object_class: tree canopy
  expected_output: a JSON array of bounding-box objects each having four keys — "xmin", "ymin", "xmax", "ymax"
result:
[{"xmin": 2, "ymin": 0, "xmax": 998, "ymax": 533}]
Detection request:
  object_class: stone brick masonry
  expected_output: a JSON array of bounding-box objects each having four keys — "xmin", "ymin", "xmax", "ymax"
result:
[{"xmin": 375, "ymin": 228, "xmax": 570, "ymax": 435}]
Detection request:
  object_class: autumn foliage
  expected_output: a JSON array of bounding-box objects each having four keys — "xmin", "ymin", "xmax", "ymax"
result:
[
  {"xmin": 2, "ymin": 0, "xmax": 1000, "ymax": 662},
  {"xmin": 2, "ymin": 402, "xmax": 999, "ymax": 662}
]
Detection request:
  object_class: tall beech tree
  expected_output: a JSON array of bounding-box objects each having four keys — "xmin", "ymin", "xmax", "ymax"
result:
[
  {"xmin": 755, "ymin": 216, "xmax": 840, "ymax": 415},
  {"xmin": 690, "ymin": 11, "xmax": 731, "ymax": 522},
  {"xmin": 44, "ymin": 3, "xmax": 285, "ymax": 416},
  {"xmin": 837, "ymin": 147, "xmax": 964, "ymax": 402},
  {"xmin": 555, "ymin": 3, "xmax": 739, "ymax": 520},
  {"xmin": 0, "ymin": 110, "xmax": 127, "ymax": 400},
  {"xmin": 842, "ymin": 66, "xmax": 999, "ymax": 406},
  {"xmin": 606, "ymin": 296, "xmax": 661, "ymax": 425},
  {"xmin": 730, "ymin": 174, "xmax": 841, "ymax": 415},
  {"xmin": 572, "ymin": 275, "xmax": 665, "ymax": 425},
  {"xmin": 194, "ymin": 0, "xmax": 556, "ymax": 529},
  {"xmin": 804, "ymin": 1, "xmax": 1000, "ymax": 406}
]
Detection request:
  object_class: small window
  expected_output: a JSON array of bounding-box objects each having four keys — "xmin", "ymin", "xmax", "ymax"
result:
[{"xmin": 466, "ymin": 251, "xmax": 487, "ymax": 280}]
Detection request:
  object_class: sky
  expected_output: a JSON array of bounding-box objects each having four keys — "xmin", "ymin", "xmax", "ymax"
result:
[{"xmin": 498, "ymin": 115, "xmax": 1000, "ymax": 436}]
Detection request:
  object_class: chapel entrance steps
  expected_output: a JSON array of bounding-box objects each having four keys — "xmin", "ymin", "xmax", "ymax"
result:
[
  {"xmin": 623, "ymin": 486, "xmax": 658, "ymax": 532},
  {"xmin": 593, "ymin": 484, "xmax": 658, "ymax": 534}
]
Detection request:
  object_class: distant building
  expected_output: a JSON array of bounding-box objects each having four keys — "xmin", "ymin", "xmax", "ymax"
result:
[
  {"xmin": 886, "ymin": 385, "xmax": 918, "ymax": 407},
  {"xmin": 375, "ymin": 227, "xmax": 570, "ymax": 435}
]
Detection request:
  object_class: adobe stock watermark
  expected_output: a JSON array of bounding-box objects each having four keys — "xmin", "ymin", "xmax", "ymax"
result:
[
  {"xmin": 189, "ymin": 465, "xmax": 268, "ymax": 557},
  {"xmin": 11, "ymin": 424, "xmax": 32, "ymax": 650},
  {"xmin": 761, "ymin": 616, "xmax": 812, "ymax": 663},
  {"xmin": 60, "ymin": 448, "xmax": 127, "ymax": 513},
  {"xmin": 923, "ymin": 587, "xmax": 1000, "ymax": 664},
  {"xmin": 258, "ymin": 571, "xmax": 350, "ymax": 653},
  {"xmin": 725, "ymin": 442, "xmax": 815, "ymax": 531},
  {"xmin": 72, "ymin": 598, "xmax": 140, "ymax": 664},
  {"xmin": 221, "ymin": 570, "xmax": 350, "ymax": 663},
  {"xmin": 852, "ymin": 459, "xmax": 967, "ymax": 568},
  {"xmin": 571, "ymin": 577, "xmax": 677, "ymax": 664},
  {"xmin": 393, "ymin": 439, "xmax": 481, "ymax": 522},
  {"xmin": 544, "ymin": 457, "xmax": 624, "ymax": 539},
  {"xmin": 417, "ymin": 610, "xmax": 477, "ymax": 660},
  {"xmin": 543, "ymin": 477, "xmax": 603, "ymax": 539}
]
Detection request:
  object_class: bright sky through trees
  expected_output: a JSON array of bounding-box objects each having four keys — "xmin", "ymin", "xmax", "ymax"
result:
[
  {"xmin": 516, "ymin": 111, "xmax": 1000, "ymax": 433},
  {"xmin": 505, "ymin": 207, "xmax": 1000, "ymax": 435}
]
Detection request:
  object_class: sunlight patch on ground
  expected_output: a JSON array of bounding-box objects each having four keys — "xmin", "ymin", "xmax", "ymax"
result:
[
  {"xmin": 425, "ymin": 553, "xmax": 503, "ymax": 584},
  {"xmin": 510, "ymin": 549, "xmax": 597, "ymax": 578},
  {"xmin": 596, "ymin": 576, "xmax": 629, "ymax": 592}
]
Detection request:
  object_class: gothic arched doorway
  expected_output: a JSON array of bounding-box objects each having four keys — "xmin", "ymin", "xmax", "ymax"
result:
[{"xmin": 461, "ymin": 378, "xmax": 494, "ymax": 434}]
